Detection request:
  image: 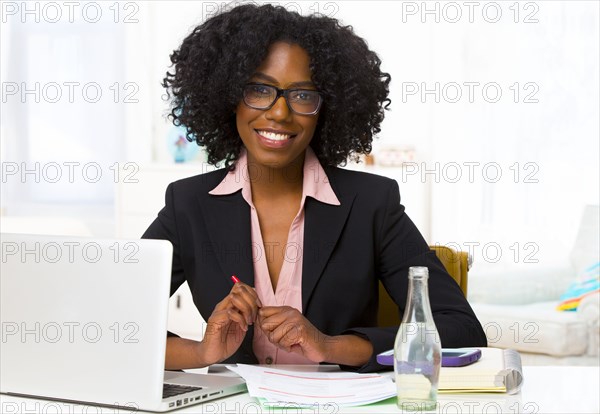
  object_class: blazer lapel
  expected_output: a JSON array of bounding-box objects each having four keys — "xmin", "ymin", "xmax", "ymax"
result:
[
  {"xmin": 196, "ymin": 189, "xmax": 256, "ymax": 361},
  {"xmin": 197, "ymin": 191, "xmax": 255, "ymax": 287},
  {"xmin": 302, "ymin": 192, "xmax": 355, "ymax": 311},
  {"xmin": 197, "ymin": 166, "xmax": 356, "ymax": 312}
]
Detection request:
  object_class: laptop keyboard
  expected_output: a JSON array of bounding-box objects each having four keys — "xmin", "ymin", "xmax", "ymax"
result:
[{"xmin": 163, "ymin": 383, "xmax": 203, "ymax": 399}]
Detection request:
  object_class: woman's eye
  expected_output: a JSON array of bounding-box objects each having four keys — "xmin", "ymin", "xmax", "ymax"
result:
[
  {"xmin": 250, "ymin": 85, "xmax": 271, "ymax": 95},
  {"xmin": 296, "ymin": 91, "xmax": 317, "ymax": 102}
]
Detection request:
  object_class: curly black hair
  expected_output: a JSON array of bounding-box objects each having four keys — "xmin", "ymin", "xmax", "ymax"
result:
[{"xmin": 163, "ymin": 3, "xmax": 391, "ymax": 168}]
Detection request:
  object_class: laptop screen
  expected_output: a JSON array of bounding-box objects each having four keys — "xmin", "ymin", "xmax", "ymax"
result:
[{"xmin": 1, "ymin": 234, "xmax": 173, "ymax": 409}]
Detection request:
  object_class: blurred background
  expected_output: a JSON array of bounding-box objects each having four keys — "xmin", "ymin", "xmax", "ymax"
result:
[{"xmin": 1, "ymin": 1, "xmax": 599, "ymax": 363}]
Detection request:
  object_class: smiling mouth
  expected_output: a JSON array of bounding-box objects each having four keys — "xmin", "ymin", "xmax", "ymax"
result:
[{"xmin": 256, "ymin": 129, "xmax": 296, "ymax": 141}]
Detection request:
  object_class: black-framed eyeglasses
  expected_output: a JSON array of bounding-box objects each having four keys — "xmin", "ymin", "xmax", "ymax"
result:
[{"xmin": 242, "ymin": 83, "xmax": 323, "ymax": 115}]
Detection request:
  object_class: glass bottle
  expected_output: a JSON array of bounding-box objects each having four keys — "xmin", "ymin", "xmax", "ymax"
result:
[{"xmin": 394, "ymin": 266, "xmax": 441, "ymax": 411}]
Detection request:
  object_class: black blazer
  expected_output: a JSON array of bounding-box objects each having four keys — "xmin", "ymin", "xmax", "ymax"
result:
[{"xmin": 142, "ymin": 166, "xmax": 487, "ymax": 372}]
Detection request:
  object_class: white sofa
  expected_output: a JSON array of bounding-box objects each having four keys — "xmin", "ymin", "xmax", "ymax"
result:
[{"xmin": 469, "ymin": 205, "xmax": 599, "ymax": 365}]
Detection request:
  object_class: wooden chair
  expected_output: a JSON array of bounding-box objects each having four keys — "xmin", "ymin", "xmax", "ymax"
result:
[{"xmin": 377, "ymin": 246, "xmax": 471, "ymax": 326}]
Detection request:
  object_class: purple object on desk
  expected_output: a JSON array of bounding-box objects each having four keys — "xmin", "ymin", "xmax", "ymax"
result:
[
  {"xmin": 441, "ymin": 349, "xmax": 481, "ymax": 367},
  {"xmin": 377, "ymin": 348, "xmax": 482, "ymax": 367}
]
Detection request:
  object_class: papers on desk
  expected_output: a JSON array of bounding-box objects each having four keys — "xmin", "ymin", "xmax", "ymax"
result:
[
  {"xmin": 439, "ymin": 348, "xmax": 524, "ymax": 394},
  {"xmin": 228, "ymin": 364, "xmax": 396, "ymax": 407}
]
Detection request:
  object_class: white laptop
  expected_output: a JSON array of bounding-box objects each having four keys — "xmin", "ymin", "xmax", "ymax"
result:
[{"xmin": 0, "ymin": 233, "xmax": 246, "ymax": 412}]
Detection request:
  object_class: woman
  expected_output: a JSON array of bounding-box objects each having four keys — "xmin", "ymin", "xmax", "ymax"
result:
[{"xmin": 143, "ymin": 4, "xmax": 487, "ymax": 373}]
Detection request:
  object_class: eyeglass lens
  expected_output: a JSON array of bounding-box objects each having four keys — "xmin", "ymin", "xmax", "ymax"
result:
[{"xmin": 243, "ymin": 84, "xmax": 321, "ymax": 115}]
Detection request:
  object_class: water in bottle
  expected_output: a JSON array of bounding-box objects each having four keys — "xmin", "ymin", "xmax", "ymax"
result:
[{"xmin": 394, "ymin": 266, "xmax": 441, "ymax": 411}]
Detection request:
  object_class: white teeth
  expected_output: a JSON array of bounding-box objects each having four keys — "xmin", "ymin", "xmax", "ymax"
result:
[{"xmin": 258, "ymin": 130, "xmax": 292, "ymax": 141}]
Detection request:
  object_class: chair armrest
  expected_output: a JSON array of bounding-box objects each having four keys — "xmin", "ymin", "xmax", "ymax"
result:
[
  {"xmin": 577, "ymin": 292, "xmax": 599, "ymax": 356},
  {"xmin": 577, "ymin": 292, "xmax": 600, "ymax": 324}
]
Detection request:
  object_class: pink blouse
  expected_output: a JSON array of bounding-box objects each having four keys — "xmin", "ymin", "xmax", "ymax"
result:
[{"xmin": 209, "ymin": 147, "xmax": 340, "ymax": 364}]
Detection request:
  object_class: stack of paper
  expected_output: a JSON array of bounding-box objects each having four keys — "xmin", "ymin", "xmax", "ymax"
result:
[
  {"xmin": 228, "ymin": 364, "xmax": 396, "ymax": 407},
  {"xmin": 439, "ymin": 348, "xmax": 524, "ymax": 394}
]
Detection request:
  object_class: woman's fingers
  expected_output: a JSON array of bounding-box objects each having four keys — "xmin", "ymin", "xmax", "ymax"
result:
[
  {"xmin": 258, "ymin": 307, "xmax": 302, "ymax": 347},
  {"xmin": 257, "ymin": 306, "xmax": 330, "ymax": 361},
  {"xmin": 226, "ymin": 308, "xmax": 249, "ymax": 331},
  {"xmin": 229, "ymin": 282, "xmax": 262, "ymax": 323}
]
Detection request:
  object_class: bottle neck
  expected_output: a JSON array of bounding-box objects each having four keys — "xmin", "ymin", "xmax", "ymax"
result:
[{"xmin": 402, "ymin": 276, "xmax": 434, "ymax": 323}]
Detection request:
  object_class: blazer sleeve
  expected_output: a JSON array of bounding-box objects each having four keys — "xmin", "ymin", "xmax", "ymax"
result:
[
  {"xmin": 141, "ymin": 183, "xmax": 187, "ymax": 337},
  {"xmin": 342, "ymin": 179, "xmax": 487, "ymax": 373}
]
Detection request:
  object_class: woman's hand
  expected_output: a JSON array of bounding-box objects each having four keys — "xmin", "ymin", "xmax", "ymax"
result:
[
  {"xmin": 198, "ymin": 281, "xmax": 262, "ymax": 365},
  {"xmin": 257, "ymin": 306, "xmax": 332, "ymax": 362},
  {"xmin": 257, "ymin": 306, "xmax": 374, "ymax": 367}
]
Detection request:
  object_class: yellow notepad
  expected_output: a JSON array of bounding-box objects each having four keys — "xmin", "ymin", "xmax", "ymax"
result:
[{"xmin": 439, "ymin": 348, "xmax": 523, "ymax": 394}]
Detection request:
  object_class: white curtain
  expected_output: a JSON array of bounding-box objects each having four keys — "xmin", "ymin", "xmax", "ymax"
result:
[{"xmin": 1, "ymin": 1, "xmax": 153, "ymax": 215}]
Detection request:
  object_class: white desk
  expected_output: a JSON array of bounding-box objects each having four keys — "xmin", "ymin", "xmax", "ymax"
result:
[{"xmin": 1, "ymin": 366, "xmax": 598, "ymax": 413}]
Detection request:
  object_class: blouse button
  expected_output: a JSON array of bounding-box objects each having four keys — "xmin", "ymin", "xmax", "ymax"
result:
[{"xmin": 265, "ymin": 356, "xmax": 273, "ymax": 365}]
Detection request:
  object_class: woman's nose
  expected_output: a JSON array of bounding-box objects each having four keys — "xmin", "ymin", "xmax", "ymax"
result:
[{"xmin": 265, "ymin": 96, "xmax": 292, "ymax": 122}]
